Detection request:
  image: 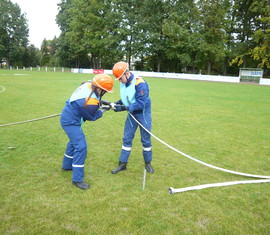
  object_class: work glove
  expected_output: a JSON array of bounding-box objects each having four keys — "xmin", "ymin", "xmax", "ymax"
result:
[
  {"xmin": 114, "ymin": 104, "xmax": 126, "ymax": 112},
  {"xmin": 114, "ymin": 100, "xmax": 122, "ymax": 105}
]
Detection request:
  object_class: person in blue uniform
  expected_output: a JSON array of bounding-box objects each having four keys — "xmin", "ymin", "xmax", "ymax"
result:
[
  {"xmin": 111, "ymin": 61, "xmax": 154, "ymax": 174},
  {"xmin": 60, "ymin": 74, "xmax": 114, "ymax": 189}
]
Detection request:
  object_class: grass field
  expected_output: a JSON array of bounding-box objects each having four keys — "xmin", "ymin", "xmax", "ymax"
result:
[{"xmin": 0, "ymin": 70, "xmax": 270, "ymax": 234}]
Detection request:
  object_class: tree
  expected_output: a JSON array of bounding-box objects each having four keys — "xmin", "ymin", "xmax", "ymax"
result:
[
  {"xmin": 197, "ymin": 0, "xmax": 230, "ymax": 74},
  {"xmin": 0, "ymin": 0, "xmax": 28, "ymax": 68},
  {"xmin": 230, "ymin": 0, "xmax": 261, "ymax": 68},
  {"xmin": 162, "ymin": 0, "xmax": 200, "ymax": 73},
  {"xmin": 56, "ymin": 0, "xmax": 123, "ymax": 68},
  {"xmin": 40, "ymin": 39, "xmax": 51, "ymax": 66},
  {"xmin": 139, "ymin": 0, "xmax": 168, "ymax": 72},
  {"xmin": 53, "ymin": 0, "xmax": 268, "ymax": 75},
  {"xmin": 56, "ymin": 0, "xmax": 79, "ymax": 67},
  {"xmin": 248, "ymin": 0, "xmax": 270, "ymax": 69},
  {"xmin": 22, "ymin": 44, "xmax": 40, "ymax": 67}
]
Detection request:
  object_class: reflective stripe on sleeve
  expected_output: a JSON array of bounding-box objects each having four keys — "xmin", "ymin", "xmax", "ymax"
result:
[{"xmin": 122, "ymin": 145, "xmax": 132, "ymax": 151}]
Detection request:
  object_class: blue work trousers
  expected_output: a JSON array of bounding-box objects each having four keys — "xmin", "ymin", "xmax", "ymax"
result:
[
  {"xmin": 61, "ymin": 124, "xmax": 87, "ymax": 182},
  {"xmin": 120, "ymin": 110, "xmax": 152, "ymax": 163}
]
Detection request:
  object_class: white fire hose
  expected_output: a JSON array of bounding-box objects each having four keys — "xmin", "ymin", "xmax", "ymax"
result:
[
  {"xmin": 0, "ymin": 113, "xmax": 61, "ymax": 127},
  {"xmin": 0, "ymin": 85, "xmax": 6, "ymax": 94},
  {"xmin": 1, "ymin": 105, "xmax": 269, "ymax": 194},
  {"xmin": 168, "ymin": 179, "xmax": 270, "ymax": 194},
  {"xmin": 128, "ymin": 113, "xmax": 270, "ymax": 194}
]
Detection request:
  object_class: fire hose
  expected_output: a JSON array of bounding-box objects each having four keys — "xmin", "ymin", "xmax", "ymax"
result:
[
  {"xmin": 128, "ymin": 112, "xmax": 270, "ymax": 194},
  {"xmin": 0, "ymin": 113, "xmax": 61, "ymax": 127},
  {"xmin": 1, "ymin": 101, "xmax": 269, "ymax": 194}
]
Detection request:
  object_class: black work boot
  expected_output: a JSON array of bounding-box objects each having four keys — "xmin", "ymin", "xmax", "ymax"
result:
[
  {"xmin": 72, "ymin": 181, "xmax": 90, "ymax": 190},
  {"xmin": 62, "ymin": 168, "xmax": 72, "ymax": 171},
  {"xmin": 111, "ymin": 161, "xmax": 127, "ymax": 174},
  {"xmin": 145, "ymin": 162, "xmax": 154, "ymax": 173}
]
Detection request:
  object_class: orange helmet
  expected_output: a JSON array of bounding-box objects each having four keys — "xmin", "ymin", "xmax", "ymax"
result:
[
  {"xmin": 112, "ymin": 61, "xmax": 129, "ymax": 80},
  {"xmin": 92, "ymin": 74, "xmax": 114, "ymax": 93}
]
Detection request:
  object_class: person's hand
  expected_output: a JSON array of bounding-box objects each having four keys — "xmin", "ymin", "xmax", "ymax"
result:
[
  {"xmin": 114, "ymin": 105, "xmax": 126, "ymax": 112},
  {"xmin": 114, "ymin": 100, "xmax": 122, "ymax": 105}
]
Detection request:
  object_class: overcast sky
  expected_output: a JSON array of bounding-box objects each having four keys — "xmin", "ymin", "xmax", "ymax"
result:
[{"xmin": 12, "ymin": 0, "xmax": 61, "ymax": 48}]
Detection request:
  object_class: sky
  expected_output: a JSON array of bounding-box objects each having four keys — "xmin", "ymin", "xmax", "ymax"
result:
[{"xmin": 12, "ymin": 0, "xmax": 62, "ymax": 49}]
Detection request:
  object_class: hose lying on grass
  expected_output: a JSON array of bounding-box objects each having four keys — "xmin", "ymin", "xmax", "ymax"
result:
[
  {"xmin": 1, "ymin": 112, "xmax": 269, "ymax": 194},
  {"xmin": 0, "ymin": 113, "xmax": 61, "ymax": 127},
  {"xmin": 128, "ymin": 113, "xmax": 270, "ymax": 194}
]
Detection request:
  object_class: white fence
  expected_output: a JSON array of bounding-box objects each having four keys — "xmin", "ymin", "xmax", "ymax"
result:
[
  {"xmin": 9, "ymin": 66, "xmax": 69, "ymax": 72},
  {"xmin": 70, "ymin": 68, "xmax": 270, "ymax": 86},
  {"xmin": 72, "ymin": 68, "xmax": 239, "ymax": 82},
  {"xmin": 260, "ymin": 78, "xmax": 270, "ymax": 85},
  {"xmin": 6, "ymin": 66, "xmax": 269, "ymax": 85}
]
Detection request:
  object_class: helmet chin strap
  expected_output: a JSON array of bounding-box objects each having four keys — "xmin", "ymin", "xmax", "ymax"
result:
[
  {"xmin": 84, "ymin": 83, "xmax": 107, "ymax": 107},
  {"xmin": 98, "ymin": 90, "xmax": 106, "ymax": 105},
  {"xmin": 84, "ymin": 90, "xmax": 94, "ymax": 107},
  {"xmin": 84, "ymin": 83, "xmax": 97, "ymax": 107},
  {"xmin": 100, "ymin": 90, "xmax": 106, "ymax": 97}
]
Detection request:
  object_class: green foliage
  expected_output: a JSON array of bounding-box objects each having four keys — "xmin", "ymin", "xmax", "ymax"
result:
[
  {"xmin": 22, "ymin": 44, "xmax": 40, "ymax": 67},
  {"xmin": 196, "ymin": 0, "xmax": 230, "ymax": 74},
  {"xmin": 248, "ymin": 0, "xmax": 270, "ymax": 68},
  {"xmin": 40, "ymin": 39, "xmax": 51, "ymax": 66},
  {"xmin": 230, "ymin": 0, "xmax": 270, "ymax": 70},
  {"xmin": 2, "ymin": 0, "xmax": 270, "ymax": 74},
  {"xmin": 56, "ymin": 0, "xmax": 124, "ymax": 68},
  {"xmin": 54, "ymin": 0, "xmax": 270, "ymax": 75},
  {"xmin": 162, "ymin": 1, "xmax": 198, "ymax": 64},
  {"xmin": 0, "ymin": 0, "xmax": 29, "ymax": 68},
  {"xmin": 0, "ymin": 70, "xmax": 270, "ymax": 234}
]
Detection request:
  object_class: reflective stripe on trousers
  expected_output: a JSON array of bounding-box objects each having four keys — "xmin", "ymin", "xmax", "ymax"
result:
[
  {"xmin": 61, "ymin": 124, "xmax": 87, "ymax": 182},
  {"xmin": 120, "ymin": 111, "xmax": 152, "ymax": 163}
]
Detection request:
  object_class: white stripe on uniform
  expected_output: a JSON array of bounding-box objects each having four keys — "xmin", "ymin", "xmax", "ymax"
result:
[
  {"xmin": 122, "ymin": 145, "xmax": 132, "ymax": 151},
  {"xmin": 72, "ymin": 164, "xmax": 84, "ymax": 167},
  {"xmin": 143, "ymin": 146, "xmax": 152, "ymax": 151},
  {"xmin": 65, "ymin": 154, "xmax": 73, "ymax": 159}
]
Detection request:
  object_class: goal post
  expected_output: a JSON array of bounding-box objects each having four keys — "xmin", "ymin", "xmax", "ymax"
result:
[{"xmin": 239, "ymin": 68, "xmax": 263, "ymax": 83}]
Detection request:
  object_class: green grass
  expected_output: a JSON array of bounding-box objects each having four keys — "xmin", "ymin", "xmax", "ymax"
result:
[{"xmin": 1, "ymin": 70, "xmax": 270, "ymax": 234}]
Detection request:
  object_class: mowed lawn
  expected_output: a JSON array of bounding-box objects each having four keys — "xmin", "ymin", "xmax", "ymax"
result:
[{"xmin": 0, "ymin": 70, "xmax": 270, "ymax": 234}]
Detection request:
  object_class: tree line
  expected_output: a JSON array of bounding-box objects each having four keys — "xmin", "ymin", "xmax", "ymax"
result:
[{"xmin": 1, "ymin": 0, "xmax": 269, "ymax": 76}]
